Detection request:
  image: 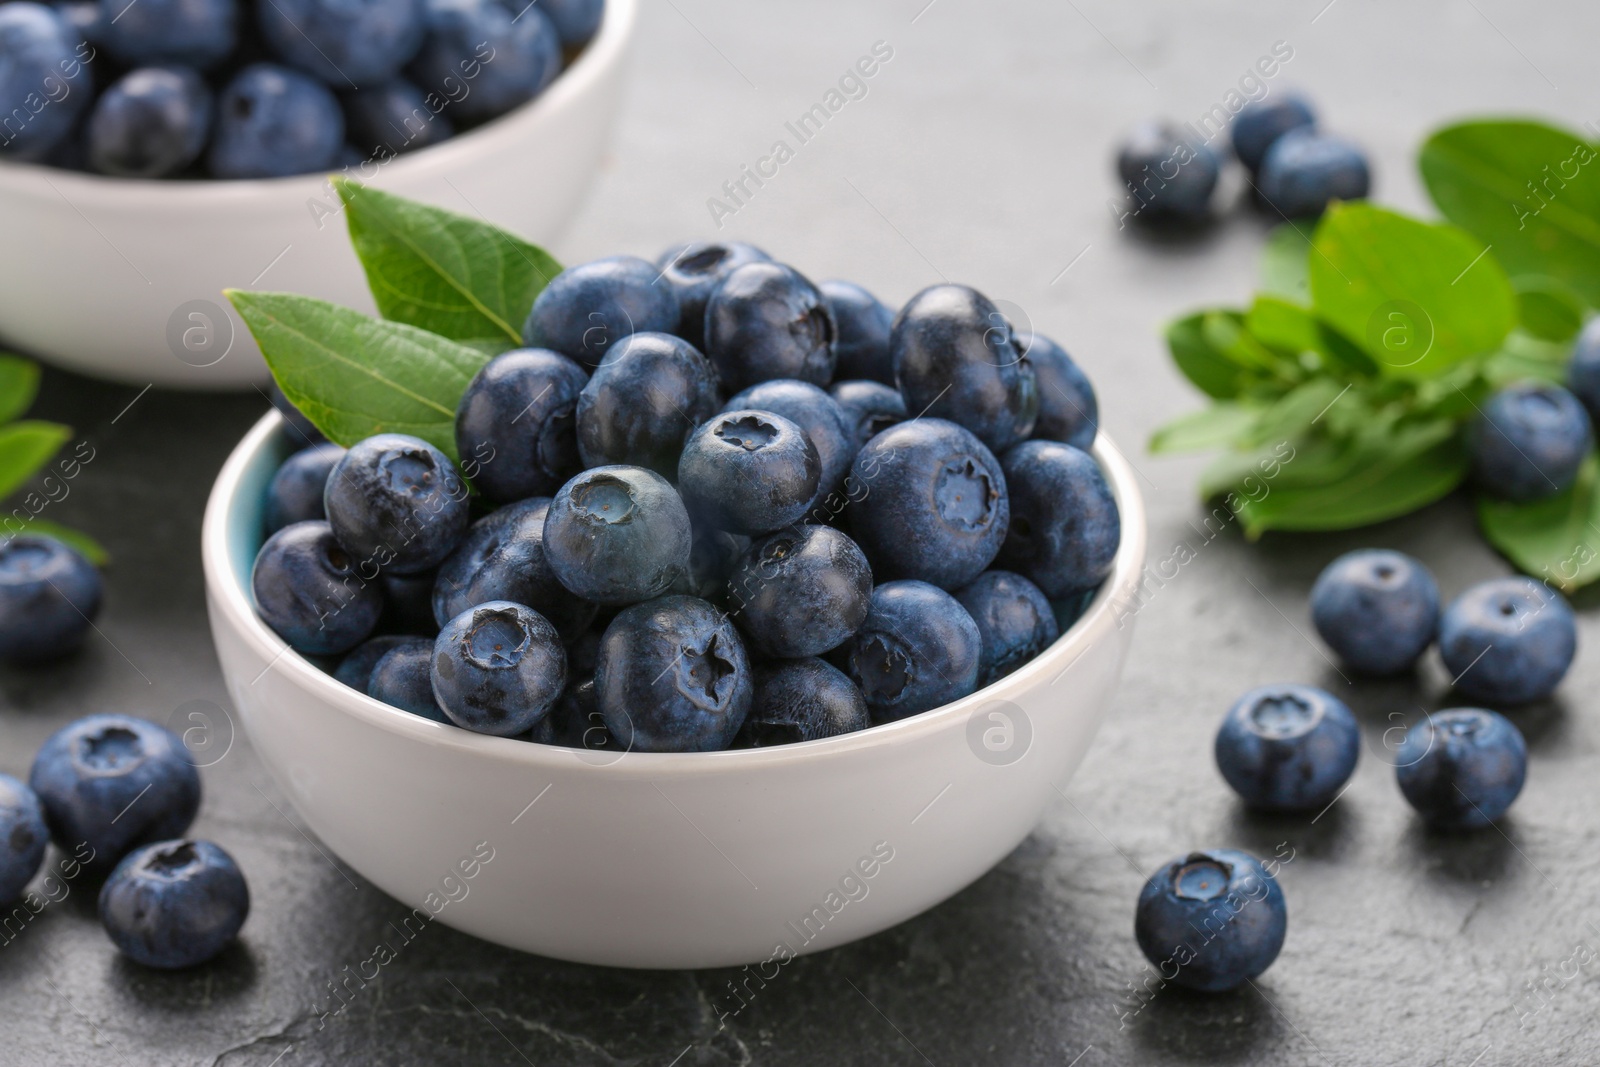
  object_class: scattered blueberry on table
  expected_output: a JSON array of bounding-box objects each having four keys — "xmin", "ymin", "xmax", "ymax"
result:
[
  {"xmin": 99, "ymin": 839, "xmax": 249, "ymax": 968},
  {"xmin": 1214, "ymin": 684, "xmax": 1360, "ymax": 812},
  {"xmin": 1438, "ymin": 576, "xmax": 1576, "ymax": 705},
  {"xmin": 1467, "ymin": 382, "xmax": 1592, "ymax": 501},
  {"xmin": 1310, "ymin": 548, "xmax": 1439, "ymax": 676},
  {"xmin": 1134, "ymin": 848, "xmax": 1288, "ymax": 991},
  {"xmin": 1114, "ymin": 121, "xmax": 1221, "ymax": 222},
  {"xmin": 1395, "ymin": 708, "xmax": 1527, "ymax": 830},
  {"xmin": 1230, "ymin": 92, "xmax": 1315, "ymax": 173},
  {"xmin": 0, "ymin": 773, "xmax": 47, "ymax": 903},
  {"xmin": 0, "ymin": 534, "xmax": 103, "ymax": 662}
]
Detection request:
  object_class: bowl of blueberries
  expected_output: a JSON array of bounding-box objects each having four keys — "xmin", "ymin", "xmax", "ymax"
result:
[
  {"xmin": 201, "ymin": 241, "xmax": 1148, "ymax": 968},
  {"xmin": 0, "ymin": 0, "xmax": 632, "ymax": 388}
]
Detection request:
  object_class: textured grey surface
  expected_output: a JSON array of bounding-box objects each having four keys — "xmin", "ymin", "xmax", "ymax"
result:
[{"xmin": 3, "ymin": 0, "xmax": 1600, "ymax": 1063}]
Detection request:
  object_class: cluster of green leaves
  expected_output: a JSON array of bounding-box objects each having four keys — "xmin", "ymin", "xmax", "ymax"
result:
[
  {"xmin": 0, "ymin": 355, "xmax": 105, "ymax": 563},
  {"xmin": 227, "ymin": 177, "xmax": 564, "ymax": 463},
  {"xmin": 1154, "ymin": 118, "xmax": 1600, "ymax": 591}
]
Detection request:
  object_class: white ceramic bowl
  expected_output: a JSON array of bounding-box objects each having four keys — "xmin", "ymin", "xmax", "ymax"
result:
[
  {"xmin": 202, "ymin": 413, "xmax": 1148, "ymax": 969},
  {"xmin": 0, "ymin": 0, "xmax": 635, "ymax": 390}
]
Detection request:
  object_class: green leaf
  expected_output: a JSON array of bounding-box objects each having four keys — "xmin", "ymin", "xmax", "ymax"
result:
[
  {"xmin": 1260, "ymin": 223, "xmax": 1313, "ymax": 303},
  {"xmin": 1477, "ymin": 453, "xmax": 1600, "ymax": 591},
  {"xmin": 12, "ymin": 520, "xmax": 108, "ymax": 566},
  {"xmin": 1246, "ymin": 295, "xmax": 1320, "ymax": 353},
  {"xmin": 1309, "ymin": 202, "xmax": 1517, "ymax": 379},
  {"xmin": 1239, "ymin": 377, "xmax": 1348, "ymax": 447},
  {"xmin": 1231, "ymin": 423, "xmax": 1468, "ymax": 537},
  {"xmin": 0, "ymin": 354, "xmax": 40, "ymax": 425},
  {"xmin": 0, "ymin": 420, "xmax": 72, "ymax": 501},
  {"xmin": 1482, "ymin": 330, "xmax": 1573, "ymax": 386},
  {"xmin": 1419, "ymin": 120, "xmax": 1600, "ymax": 306},
  {"xmin": 335, "ymin": 177, "xmax": 563, "ymax": 345},
  {"xmin": 1201, "ymin": 310, "xmax": 1283, "ymax": 371},
  {"xmin": 1512, "ymin": 275, "xmax": 1585, "ymax": 342},
  {"xmin": 226, "ymin": 290, "xmax": 489, "ymax": 461},
  {"xmin": 1166, "ymin": 312, "xmax": 1249, "ymax": 399},
  {"xmin": 1149, "ymin": 403, "xmax": 1258, "ymax": 454}
]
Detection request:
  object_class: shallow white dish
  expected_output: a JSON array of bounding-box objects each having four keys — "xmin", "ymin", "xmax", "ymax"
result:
[
  {"xmin": 0, "ymin": 0, "xmax": 635, "ymax": 390},
  {"xmin": 202, "ymin": 412, "xmax": 1148, "ymax": 969}
]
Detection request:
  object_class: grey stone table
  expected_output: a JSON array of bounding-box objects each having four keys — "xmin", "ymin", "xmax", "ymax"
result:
[{"xmin": 3, "ymin": 0, "xmax": 1599, "ymax": 1063}]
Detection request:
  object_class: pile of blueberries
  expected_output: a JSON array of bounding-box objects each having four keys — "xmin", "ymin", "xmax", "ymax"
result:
[
  {"xmin": 0, "ymin": 0, "xmax": 603, "ymax": 179},
  {"xmin": 0, "ymin": 714, "xmax": 249, "ymax": 968},
  {"xmin": 1117, "ymin": 90, "xmax": 1372, "ymax": 222},
  {"xmin": 254, "ymin": 240, "xmax": 1120, "ymax": 753},
  {"xmin": 1134, "ymin": 549, "xmax": 1576, "ymax": 992}
]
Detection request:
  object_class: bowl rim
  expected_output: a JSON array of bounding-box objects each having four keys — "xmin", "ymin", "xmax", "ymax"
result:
[
  {"xmin": 0, "ymin": 0, "xmax": 638, "ymax": 203},
  {"xmin": 202, "ymin": 409, "xmax": 1149, "ymax": 778}
]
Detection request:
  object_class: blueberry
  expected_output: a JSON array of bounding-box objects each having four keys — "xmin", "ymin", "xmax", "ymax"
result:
[
  {"xmin": 99, "ymin": 840, "xmax": 248, "ymax": 969},
  {"xmin": 724, "ymin": 380, "xmax": 856, "ymax": 510},
  {"xmin": 269, "ymin": 382, "xmax": 326, "ymax": 446},
  {"xmin": 836, "ymin": 579, "xmax": 979, "ymax": 721},
  {"xmin": 736, "ymin": 659, "xmax": 869, "ymax": 747},
  {"xmin": 656, "ymin": 240, "xmax": 770, "ymax": 349},
  {"xmin": 432, "ymin": 497, "xmax": 597, "ymax": 642},
  {"xmin": 408, "ymin": 0, "xmax": 560, "ymax": 122},
  {"xmin": 524, "ymin": 256, "xmax": 680, "ymax": 371},
  {"xmin": 703, "ymin": 262, "xmax": 836, "ymax": 392},
  {"xmin": 1230, "ymin": 92, "xmax": 1315, "ymax": 172},
  {"xmin": 369, "ymin": 637, "xmax": 448, "ymax": 722},
  {"xmin": 1134, "ymin": 849, "xmax": 1287, "ymax": 992},
  {"xmin": 536, "ymin": 0, "xmax": 603, "ymax": 46},
  {"xmin": 829, "ymin": 379, "xmax": 905, "ymax": 450},
  {"xmin": 847, "ymin": 419, "xmax": 1008, "ymax": 591},
  {"xmin": 891, "ymin": 284, "xmax": 1038, "ymax": 453},
  {"xmin": 455, "ymin": 347, "xmax": 587, "ymax": 503},
  {"xmin": 1115, "ymin": 121, "xmax": 1221, "ymax": 221},
  {"xmin": 0, "ymin": 774, "xmax": 47, "ymax": 903},
  {"xmin": 595, "ymin": 594, "xmax": 752, "ymax": 752},
  {"xmin": 209, "ymin": 63, "xmax": 345, "ymax": 178},
  {"xmin": 575, "ymin": 332, "xmax": 719, "ymax": 475},
  {"xmin": 1257, "ymin": 129, "xmax": 1370, "ymax": 218},
  {"xmin": 820, "ymin": 280, "xmax": 895, "ymax": 385},
  {"xmin": 252, "ymin": 520, "xmax": 383, "ymax": 654},
  {"xmin": 86, "ymin": 66, "xmax": 212, "ymax": 178},
  {"xmin": 726, "ymin": 524, "xmax": 872, "ymax": 658},
  {"xmin": 1310, "ymin": 549, "xmax": 1439, "ymax": 675},
  {"xmin": 432, "ymin": 600, "xmax": 565, "ymax": 735},
  {"xmin": 1021, "ymin": 333, "xmax": 1097, "ymax": 451},
  {"xmin": 999, "ymin": 440, "xmax": 1119, "ymax": 599},
  {"xmin": 1468, "ymin": 382, "xmax": 1592, "ymax": 501},
  {"xmin": 532, "ymin": 677, "xmax": 619, "ymax": 751},
  {"xmin": 99, "ymin": 0, "xmax": 235, "ymax": 70},
  {"xmin": 55, "ymin": 1, "xmax": 103, "ymax": 46},
  {"xmin": 264, "ymin": 442, "xmax": 345, "ymax": 535},
  {"xmin": 342, "ymin": 77, "xmax": 453, "ymax": 155},
  {"xmin": 0, "ymin": 4, "xmax": 92, "ymax": 161},
  {"xmin": 1214, "ymin": 684, "xmax": 1359, "ymax": 812},
  {"xmin": 543, "ymin": 465, "xmax": 692, "ymax": 605},
  {"xmin": 29, "ymin": 715, "xmax": 201, "ymax": 876},
  {"xmin": 259, "ymin": 0, "xmax": 425, "ymax": 88},
  {"xmin": 952, "ymin": 570, "xmax": 1059, "ymax": 687},
  {"xmin": 1439, "ymin": 577, "xmax": 1576, "ymax": 705},
  {"xmin": 324, "ymin": 433, "xmax": 469, "ymax": 576},
  {"xmin": 0, "ymin": 535, "xmax": 102, "ymax": 662},
  {"xmin": 1567, "ymin": 318, "xmax": 1600, "ymax": 425},
  {"xmin": 678, "ymin": 411, "xmax": 820, "ymax": 535},
  {"xmin": 677, "ymin": 521, "xmax": 750, "ymax": 601},
  {"xmin": 379, "ymin": 569, "xmax": 438, "ymax": 634},
  {"xmin": 333, "ymin": 633, "xmax": 415, "ymax": 690},
  {"xmin": 1396, "ymin": 708, "xmax": 1526, "ymax": 829}
]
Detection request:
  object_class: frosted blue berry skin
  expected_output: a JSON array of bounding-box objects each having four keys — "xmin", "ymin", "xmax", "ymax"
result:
[
  {"xmin": 829, "ymin": 379, "xmax": 905, "ymax": 450},
  {"xmin": 656, "ymin": 239, "xmax": 771, "ymax": 350},
  {"xmin": 342, "ymin": 77, "xmax": 454, "ymax": 156},
  {"xmin": 576, "ymin": 331, "xmax": 720, "ymax": 476},
  {"xmin": 543, "ymin": 465, "xmax": 693, "ymax": 606},
  {"xmin": 724, "ymin": 380, "xmax": 856, "ymax": 508},
  {"xmin": 1468, "ymin": 382, "xmax": 1592, "ymax": 501},
  {"xmin": 1567, "ymin": 318, "xmax": 1600, "ymax": 425},
  {"xmin": 1396, "ymin": 708, "xmax": 1526, "ymax": 829},
  {"xmin": 0, "ymin": 5, "xmax": 93, "ymax": 161},
  {"xmin": 0, "ymin": 774, "xmax": 47, "ymax": 903},
  {"xmin": 1134, "ymin": 849, "xmax": 1287, "ymax": 992},
  {"xmin": 431, "ymin": 600, "xmax": 566, "ymax": 736},
  {"xmin": 1231, "ymin": 92, "xmax": 1315, "ymax": 172},
  {"xmin": 264, "ymin": 442, "xmax": 345, "ymax": 535},
  {"xmin": 594, "ymin": 595, "xmax": 753, "ymax": 752},
  {"xmin": 820, "ymin": 280, "xmax": 895, "ymax": 385},
  {"xmin": 846, "ymin": 419, "xmax": 1009, "ymax": 592},
  {"xmin": 523, "ymin": 256, "xmax": 680, "ymax": 369},
  {"xmin": 99, "ymin": 839, "xmax": 249, "ymax": 969},
  {"xmin": 368, "ymin": 637, "xmax": 449, "ymax": 722},
  {"xmin": 86, "ymin": 66, "xmax": 213, "ymax": 178},
  {"xmin": 1021, "ymin": 332, "xmax": 1097, "ymax": 451},
  {"xmin": 0, "ymin": 535, "xmax": 102, "ymax": 662},
  {"xmin": 998, "ymin": 440, "xmax": 1119, "ymax": 600},
  {"xmin": 334, "ymin": 634, "xmax": 415, "ymax": 691},
  {"xmin": 891, "ymin": 284, "xmax": 1038, "ymax": 454},
  {"xmin": 952, "ymin": 569, "xmax": 1059, "ymax": 687},
  {"xmin": 408, "ymin": 0, "xmax": 561, "ymax": 122},
  {"xmin": 726, "ymin": 524, "xmax": 873, "ymax": 659},
  {"xmin": 98, "ymin": 0, "xmax": 236, "ymax": 69},
  {"xmin": 252, "ymin": 521, "xmax": 383, "ymax": 655},
  {"xmin": 677, "ymin": 410, "xmax": 820, "ymax": 536},
  {"xmin": 258, "ymin": 0, "xmax": 426, "ymax": 88},
  {"xmin": 323, "ymin": 433, "xmax": 470, "ymax": 576},
  {"xmin": 1214, "ymin": 684, "xmax": 1360, "ymax": 812},
  {"xmin": 454, "ymin": 347, "xmax": 588, "ymax": 504},
  {"xmin": 209, "ymin": 63, "xmax": 345, "ymax": 179},
  {"xmin": 29, "ymin": 715, "xmax": 201, "ymax": 876},
  {"xmin": 835, "ymin": 579, "xmax": 980, "ymax": 722},
  {"xmin": 1438, "ymin": 577, "xmax": 1576, "ymax": 705},
  {"xmin": 1258, "ymin": 129, "xmax": 1370, "ymax": 218},
  {"xmin": 1309, "ymin": 549, "xmax": 1439, "ymax": 676},
  {"xmin": 703, "ymin": 261, "xmax": 836, "ymax": 393},
  {"xmin": 1116, "ymin": 121, "xmax": 1221, "ymax": 221},
  {"xmin": 735, "ymin": 658, "xmax": 869, "ymax": 747}
]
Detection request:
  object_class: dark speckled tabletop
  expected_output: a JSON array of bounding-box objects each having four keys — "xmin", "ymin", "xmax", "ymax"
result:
[{"xmin": 4, "ymin": 1, "xmax": 1600, "ymax": 1063}]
